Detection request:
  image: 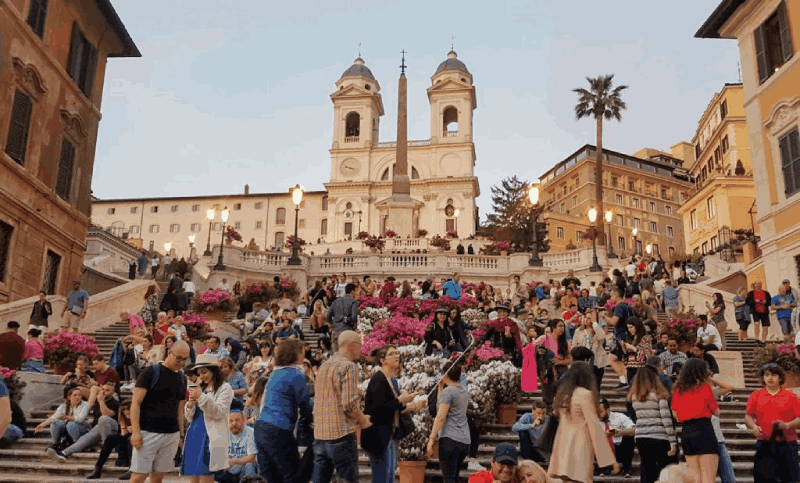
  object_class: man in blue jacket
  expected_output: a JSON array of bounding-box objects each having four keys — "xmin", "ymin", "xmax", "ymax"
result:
[{"xmin": 442, "ymin": 273, "xmax": 462, "ymax": 300}]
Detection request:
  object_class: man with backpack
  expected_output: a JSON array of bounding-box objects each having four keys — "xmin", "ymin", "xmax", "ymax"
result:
[
  {"xmin": 128, "ymin": 340, "xmax": 189, "ymax": 483},
  {"xmin": 326, "ymin": 283, "xmax": 360, "ymax": 352}
]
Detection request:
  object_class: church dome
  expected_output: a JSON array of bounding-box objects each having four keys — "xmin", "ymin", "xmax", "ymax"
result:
[
  {"xmin": 435, "ymin": 50, "xmax": 470, "ymax": 75},
  {"xmin": 340, "ymin": 57, "xmax": 375, "ymax": 80}
]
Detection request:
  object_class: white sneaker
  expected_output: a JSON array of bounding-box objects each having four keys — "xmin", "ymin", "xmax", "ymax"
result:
[
  {"xmin": 121, "ymin": 383, "xmax": 135, "ymax": 392},
  {"xmin": 467, "ymin": 461, "xmax": 485, "ymax": 471}
]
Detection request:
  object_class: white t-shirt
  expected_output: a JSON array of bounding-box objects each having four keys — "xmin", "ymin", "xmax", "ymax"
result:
[
  {"xmin": 608, "ymin": 411, "xmax": 635, "ymax": 445},
  {"xmin": 183, "ymin": 281, "xmax": 196, "ymax": 293},
  {"xmin": 625, "ymin": 264, "xmax": 637, "ymax": 277},
  {"xmin": 227, "ymin": 426, "xmax": 257, "ymax": 473},
  {"xmin": 218, "ymin": 283, "xmax": 230, "ymax": 292},
  {"xmin": 697, "ymin": 325, "xmax": 721, "ymax": 349}
]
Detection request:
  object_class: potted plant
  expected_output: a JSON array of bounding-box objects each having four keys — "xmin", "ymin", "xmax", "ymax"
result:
[
  {"xmin": 446, "ymin": 229, "xmax": 458, "ymax": 239},
  {"xmin": 0, "ymin": 366, "xmax": 26, "ymax": 405},
  {"xmin": 358, "ymin": 231, "xmax": 370, "ymax": 240},
  {"xmin": 664, "ymin": 313, "xmax": 698, "ymax": 351},
  {"xmin": 195, "ymin": 288, "xmax": 235, "ymax": 322},
  {"xmin": 753, "ymin": 343, "xmax": 800, "ymax": 388},
  {"xmin": 43, "ymin": 332, "xmax": 99, "ymax": 375},
  {"xmin": 284, "ymin": 235, "xmax": 307, "ymax": 253},
  {"xmin": 565, "ymin": 240, "xmax": 577, "ymax": 250},
  {"xmin": 416, "ymin": 228, "xmax": 428, "ymax": 238},
  {"xmin": 497, "ymin": 241, "xmax": 511, "ymax": 256},
  {"xmin": 385, "ymin": 229, "xmax": 397, "ymax": 238},
  {"xmin": 429, "ymin": 236, "xmax": 451, "ymax": 251},
  {"xmin": 363, "ymin": 236, "xmax": 386, "ymax": 252},
  {"xmin": 241, "ymin": 282, "xmax": 279, "ymax": 306},
  {"xmin": 278, "ymin": 279, "xmax": 300, "ymax": 299},
  {"xmin": 477, "ymin": 359, "xmax": 522, "ymax": 424},
  {"xmin": 224, "ymin": 227, "xmax": 243, "ymax": 245},
  {"xmin": 181, "ymin": 313, "xmax": 213, "ymax": 340}
]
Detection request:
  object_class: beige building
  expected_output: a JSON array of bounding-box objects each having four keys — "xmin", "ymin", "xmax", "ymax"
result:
[
  {"xmin": 673, "ymin": 83, "xmax": 756, "ymax": 257},
  {"xmin": 539, "ymin": 144, "xmax": 695, "ymax": 259},
  {"xmin": 90, "ymin": 51, "xmax": 481, "ymax": 257}
]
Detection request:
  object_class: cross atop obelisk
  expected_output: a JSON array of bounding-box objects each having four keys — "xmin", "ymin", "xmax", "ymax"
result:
[{"xmin": 392, "ymin": 49, "xmax": 410, "ymax": 199}]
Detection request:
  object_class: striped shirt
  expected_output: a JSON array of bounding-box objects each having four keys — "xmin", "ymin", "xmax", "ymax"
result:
[
  {"xmin": 659, "ymin": 350, "xmax": 687, "ymax": 374},
  {"xmin": 313, "ymin": 352, "xmax": 361, "ymax": 441},
  {"xmin": 631, "ymin": 394, "xmax": 677, "ymax": 445}
]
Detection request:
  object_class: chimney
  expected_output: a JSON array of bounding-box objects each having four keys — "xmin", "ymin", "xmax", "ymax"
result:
[{"xmin": 244, "ymin": 184, "xmax": 250, "ymax": 196}]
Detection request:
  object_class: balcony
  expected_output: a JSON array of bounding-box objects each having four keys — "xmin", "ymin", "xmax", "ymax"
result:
[
  {"xmin": 344, "ymin": 136, "xmax": 359, "ymax": 143},
  {"xmin": 661, "ymin": 193, "xmax": 673, "ymax": 201},
  {"xmin": 445, "ymin": 131, "xmax": 458, "ymax": 138}
]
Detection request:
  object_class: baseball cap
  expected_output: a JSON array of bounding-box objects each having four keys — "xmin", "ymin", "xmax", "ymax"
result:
[
  {"xmin": 493, "ymin": 442, "xmax": 518, "ymax": 465},
  {"xmin": 783, "ymin": 279, "xmax": 791, "ymax": 284}
]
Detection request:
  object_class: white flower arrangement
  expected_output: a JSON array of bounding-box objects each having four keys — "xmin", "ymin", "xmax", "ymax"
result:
[
  {"xmin": 479, "ymin": 360, "xmax": 522, "ymax": 406},
  {"xmin": 461, "ymin": 308, "xmax": 488, "ymax": 328}
]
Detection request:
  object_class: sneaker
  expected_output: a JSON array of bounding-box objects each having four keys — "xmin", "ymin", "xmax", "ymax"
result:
[
  {"xmin": 120, "ymin": 383, "xmax": 135, "ymax": 392},
  {"xmin": 624, "ymin": 470, "xmax": 632, "ymax": 478},
  {"xmin": 612, "ymin": 383, "xmax": 629, "ymax": 391},
  {"xmin": 467, "ymin": 461, "xmax": 485, "ymax": 471},
  {"xmin": 118, "ymin": 470, "xmax": 132, "ymax": 480},
  {"xmin": 46, "ymin": 447, "xmax": 67, "ymax": 462},
  {"xmin": 114, "ymin": 459, "xmax": 130, "ymax": 468}
]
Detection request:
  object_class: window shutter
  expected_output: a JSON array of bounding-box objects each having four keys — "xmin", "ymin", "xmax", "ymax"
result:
[
  {"xmin": 81, "ymin": 43, "xmax": 97, "ymax": 97},
  {"xmin": 26, "ymin": 0, "xmax": 48, "ymax": 38},
  {"xmin": 67, "ymin": 23, "xmax": 82, "ymax": 82},
  {"xmin": 778, "ymin": 1, "xmax": 794, "ymax": 62},
  {"xmin": 791, "ymin": 130, "xmax": 800, "ymax": 197},
  {"xmin": 55, "ymin": 139, "xmax": 75, "ymax": 201},
  {"xmin": 780, "ymin": 132, "xmax": 794, "ymax": 194},
  {"xmin": 754, "ymin": 25, "xmax": 769, "ymax": 83},
  {"xmin": 4, "ymin": 91, "xmax": 33, "ymax": 165}
]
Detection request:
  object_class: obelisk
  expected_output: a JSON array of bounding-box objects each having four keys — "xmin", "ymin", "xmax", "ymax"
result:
[{"xmin": 383, "ymin": 50, "xmax": 417, "ymax": 237}]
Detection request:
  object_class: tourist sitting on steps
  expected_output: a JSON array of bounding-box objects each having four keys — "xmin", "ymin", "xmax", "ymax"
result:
[
  {"xmin": 47, "ymin": 382, "xmax": 120, "ymax": 462},
  {"xmin": 479, "ymin": 304, "xmax": 523, "ymax": 367},
  {"xmin": 467, "ymin": 442, "xmax": 519, "ymax": 483}
]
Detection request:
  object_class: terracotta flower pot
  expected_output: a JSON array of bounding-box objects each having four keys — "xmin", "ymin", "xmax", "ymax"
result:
[
  {"xmin": 52, "ymin": 364, "xmax": 72, "ymax": 376},
  {"xmin": 785, "ymin": 372, "xmax": 800, "ymax": 389},
  {"xmin": 496, "ymin": 403, "xmax": 518, "ymax": 424},
  {"xmin": 398, "ymin": 460, "xmax": 427, "ymax": 483},
  {"xmin": 203, "ymin": 309, "xmax": 226, "ymax": 323}
]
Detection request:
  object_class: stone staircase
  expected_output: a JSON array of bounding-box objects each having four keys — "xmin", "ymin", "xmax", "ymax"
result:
[{"xmin": 0, "ymin": 308, "xmax": 764, "ymax": 482}]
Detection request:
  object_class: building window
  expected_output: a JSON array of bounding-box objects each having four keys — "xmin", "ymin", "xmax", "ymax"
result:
[
  {"xmin": 720, "ymin": 99, "xmax": 728, "ymax": 120},
  {"xmin": 617, "ymin": 214, "xmax": 624, "ymax": 226},
  {"xmin": 653, "ymin": 244, "xmax": 660, "ymax": 255},
  {"xmin": 557, "ymin": 227, "xmax": 565, "ymax": 240},
  {"xmin": 130, "ymin": 207, "xmax": 137, "ymax": 214},
  {"xmin": 107, "ymin": 208, "xmax": 115, "ymax": 215},
  {"xmin": 234, "ymin": 203, "xmax": 242, "ymax": 210},
  {"xmin": 255, "ymin": 221, "xmax": 262, "ymax": 229},
  {"xmin": 615, "ymin": 194, "xmax": 623, "ymax": 204},
  {"xmin": 320, "ymin": 219, "xmax": 328, "ymax": 236},
  {"xmin": 634, "ymin": 218, "xmax": 641, "ymax": 229},
  {"xmin": 212, "ymin": 223, "xmax": 221, "ymax": 231},
  {"xmin": 618, "ymin": 236, "xmax": 626, "ymax": 251},
  {"xmin": 26, "ymin": 0, "xmax": 48, "ymax": 38},
  {"xmin": 190, "ymin": 223, "xmax": 200, "ymax": 232},
  {"xmin": 276, "ymin": 208, "xmax": 286, "ymax": 225},
  {"xmin": 234, "ymin": 221, "xmax": 241, "ymax": 230},
  {"xmin": 695, "ymin": 143, "xmax": 701, "ymax": 160},
  {"xmin": 130, "ymin": 225, "xmax": 139, "ymax": 234},
  {"xmin": 149, "ymin": 224, "xmax": 159, "ymax": 234},
  {"xmin": 779, "ymin": 128, "xmax": 800, "ymax": 196},
  {"xmin": 150, "ymin": 206, "xmax": 158, "ymax": 214},
  {"xmin": 299, "ymin": 219, "xmax": 306, "ymax": 229},
  {"xmin": 650, "ymin": 221, "xmax": 658, "ymax": 233},
  {"xmin": 711, "ymin": 236, "xmax": 718, "ymax": 250},
  {"xmin": 42, "ymin": 249, "xmax": 61, "ymax": 295},
  {"xmin": 702, "ymin": 241, "xmax": 708, "ymax": 254},
  {"xmin": 170, "ymin": 205, "xmax": 178, "ymax": 213},
  {"xmin": 322, "ymin": 197, "xmax": 328, "ymax": 211},
  {"xmin": 55, "ymin": 139, "xmax": 75, "ymax": 201},
  {"xmin": 446, "ymin": 219, "xmax": 455, "ymax": 232},
  {"xmin": 66, "ymin": 22, "xmax": 98, "ymax": 97},
  {"xmin": 572, "ymin": 196, "xmax": 578, "ymax": 207},
  {"xmin": 4, "ymin": 91, "xmax": 33, "ymax": 165},
  {"xmin": 344, "ymin": 222, "xmax": 353, "ymax": 236},
  {"xmin": 168, "ymin": 224, "xmax": 179, "ymax": 233},
  {"xmin": 255, "ymin": 202, "xmax": 263, "ymax": 210},
  {"xmin": 669, "ymin": 247, "xmax": 675, "ymax": 256},
  {"xmin": 649, "ymin": 201, "xmax": 656, "ymax": 212},
  {"xmin": 690, "ymin": 210, "xmax": 698, "ymax": 230},
  {"xmin": 576, "ymin": 231, "xmax": 583, "ymax": 243},
  {"xmin": 754, "ymin": 2, "xmax": 793, "ymax": 84},
  {"xmin": 707, "ymin": 197, "xmax": 716, "ymax": 218},
  {"xmin": 667, "ymin": 226, "xmax": 674, "ymax": 237},
  {"xmin": 680, "ymin": 192, "xmax": 686, "ymax": 203},
  {"xmin": 632, "ymin": 198, "xmax": 640, "ymax": 209},
  {"xmin": 0, "ymin": 221, "xmax": 13, "ymax": 282},
  {"xmin": 721, "ymin": 136, "xmax": 729, "ymax": 153},
  {"xmin": 665, "ymin": 206, "xmax": 672, "ymax": 216},
  {"xmin": 560, "ymin": 203, "xmax": 565, "ymax": 214},
  {"xmin": 628, "ymin": 180, "xmax": 636, "ymax": 191},
  {"xmin": 275, "ymin": 232, "xmax": 285, "ymax": 247},
  {"xmin": 192, "ymin": 205, "xmax": 199, "ymax": 212}
]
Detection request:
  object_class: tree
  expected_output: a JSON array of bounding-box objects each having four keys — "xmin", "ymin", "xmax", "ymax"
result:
[
  {"xmin": 573, "ymin": 74, "xmax": 628, "ymax": 244},
  {"xmin": 482, "ymin": 176, "xmax": 549, "ymax": 253}
]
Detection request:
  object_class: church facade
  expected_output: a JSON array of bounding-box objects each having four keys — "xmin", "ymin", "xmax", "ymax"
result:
[{"xmin": 89, "ymin": 51, "xmax": 481, "ymax": 257}]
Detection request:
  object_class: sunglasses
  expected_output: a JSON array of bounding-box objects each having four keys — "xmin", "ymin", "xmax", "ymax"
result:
[
  {"xmin": 172, "ymin": 354, "xmax": 189, "ymax": 362},
  {"xmin": 762, "ymin": 363, "xmax": 779, "ymax": 370}
]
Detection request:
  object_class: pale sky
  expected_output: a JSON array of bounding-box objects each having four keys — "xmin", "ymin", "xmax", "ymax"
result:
[{"xmin": 94, "ymin": 0, "xmax": 739, "ymax": 221}]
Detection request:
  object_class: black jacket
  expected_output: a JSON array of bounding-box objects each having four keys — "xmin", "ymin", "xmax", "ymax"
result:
[
  {"xmin": 361, "ymin": 372, "xmax": 403, "ymax": 455},
  {"xmin": 424, "ymin": 321, "xmax": 453, "ymax": 355}
]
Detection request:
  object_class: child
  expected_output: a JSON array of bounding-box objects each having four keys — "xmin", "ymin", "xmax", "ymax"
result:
[
  {"xmin": 745, "ymin": 363, "xmax": 800, "ymax": 483},
  {"xmin": 511, "ymin": 399, "xmax": 548, "ymax": 464}
]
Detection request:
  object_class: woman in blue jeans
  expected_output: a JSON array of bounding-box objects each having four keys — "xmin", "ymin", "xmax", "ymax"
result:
[
  {"xmin": 255, "ymin": 338, "xmax": 313, "ymax": 483},
  {"xmin": 362, "ymin": 344, "xmax": 426, "ymax": 482},
  {"xmin": 34, "ymin": 387, "xmax": 90, "ymax": 449},
  {"xmin": 427, "ymin": 360, "xmax": 470, "ymax": 483}
]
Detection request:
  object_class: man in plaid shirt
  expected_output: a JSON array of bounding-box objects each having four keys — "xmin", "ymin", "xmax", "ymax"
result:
[
  {"xmin": 312, "ymin": 330, "xmax": 372, "ymax": 483},
  {"xmin": 658, "ymin": 337, "xmax": 688, "ymax": 377}
]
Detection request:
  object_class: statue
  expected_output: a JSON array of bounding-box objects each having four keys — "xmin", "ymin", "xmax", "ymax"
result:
[{"xmin": 246, "ymin": 238, "xmax": 260, "ymax": 251}]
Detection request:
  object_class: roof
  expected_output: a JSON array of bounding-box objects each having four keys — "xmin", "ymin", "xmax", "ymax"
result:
[
  {"xmin": 91, "ymin": 190, "xmax": 329, "ymax": 204},
  {"xmin": 435, "ymin": 50, "xmax": 470, "ymax": 75},
  {"xmin": 340, "ymin": 57, "xmax": 376, "ymax": 80},
  {"xmin": 695, "ymin": 0, "xmax": 746, "ymax": 39},
  {"xmin": 96, "ymin": 0, "xmax": 141, "ymax": 57}
]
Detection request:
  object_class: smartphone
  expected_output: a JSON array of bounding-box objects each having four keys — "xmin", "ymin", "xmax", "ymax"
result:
[{"xmin": 188, "ymin": 382, "xmax": 198, "ymax": 389}]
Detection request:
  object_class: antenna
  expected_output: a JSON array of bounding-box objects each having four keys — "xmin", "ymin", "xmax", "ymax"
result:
[
  {"xmin": 358, "ymin": 42, "xmax": 361, "ymax": 57},
  {"xmin": 451, "ymin": 35, "xmax": 455, "ymax": 51}
]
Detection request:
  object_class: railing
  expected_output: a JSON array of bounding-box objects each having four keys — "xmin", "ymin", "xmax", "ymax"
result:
[
  {"xmin": 446, "ymin": 256, "xmax": 499, "ymax": 270},
  {"xmin": 319, "ymin": 256, "xmax": 372, "ymax": 270},
  {"xmin": 380, "ymin": 254, "xmax": 431, "ymax": 268},
  {"xmin": 445, "ymin": 131, "xmax": 458, "ymax": 138},
  {"xmin": 391, "ymin": 239, "xmax": 423, "ymax": 248},
  {"xmin": 344, "ymin": 136, "xmax": 359, "ymax": 143},
  {"xmin": 661, "ymin": 193, "xmax": 673, "ymax": 200},
  {"xmin": 240, "ymin": 251, "xmax": 286, "ymax": 267},
  {"xmin": 375, "ymin": 140, "xmax": 431, "ymax": 148}
]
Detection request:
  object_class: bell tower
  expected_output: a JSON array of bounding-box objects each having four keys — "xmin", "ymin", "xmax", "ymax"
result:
[{"xmin": 428, "ymin": 50, "xmax": 476, "ymax": 144}]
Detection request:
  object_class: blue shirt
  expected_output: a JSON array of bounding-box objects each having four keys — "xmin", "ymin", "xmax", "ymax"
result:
[
  {"xmin": 228, "ymin": 371, "xmax": 248, "ymax": 401},
  {"xmin": 442, "ymin": 280, "xmax": 462, "ymax": 300},
  {"xmin": 772, "ymin": 294, "xmax": 795, "ymax": 319},
  {"xmin": 227, "ymin": 426, "xmax": 257, "ymax": 473},
  {"xmin": 612, "ymin": 302, "xmax": 632, "ymax": 340},
  {"xmin": 274, "ymin": 328, "xmax": 300, "ymax": 341},
  {"xmin": 734, "ymin": 295, "xmax": 750, "ymax": 321},
  {"xmin": 0, "ymin": 378, "xmax": 7, "ymax": 398},
  {"xmin": 67, "ymin": 289, "xmax": 90, "ymax": 310},
  {"xmin": 258, "ymin": 366, "xmax": 312, "ymax": 431},
  {"xmin": 535, "ymin": 286, "xmax": 547, "ymax": 301},
  {"xmin": 512, "ymin": 412, "xmax": 547, "ymax": 442}
]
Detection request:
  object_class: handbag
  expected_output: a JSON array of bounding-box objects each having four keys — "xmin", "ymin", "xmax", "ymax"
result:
[
  {"xmin": 395, "ymin": 412, "xmax": 415, "ymax": 440},
  {"xmin": 70, "ymin": 305, "xmax": 83, "ymax": 316},
  {"xmin": 533, "ymin": 415, "xmax": 559, "ymax": 455}
]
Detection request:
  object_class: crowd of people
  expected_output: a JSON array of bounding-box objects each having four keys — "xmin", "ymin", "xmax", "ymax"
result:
[{"xmin": 3, "ymin": 254, "xmax": 800, "ymax": 483}]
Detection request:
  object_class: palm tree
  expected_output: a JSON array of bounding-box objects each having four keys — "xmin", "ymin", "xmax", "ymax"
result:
[{"xmin": 573, "ymin": 74, "xmax": 628, "ymax": 245}]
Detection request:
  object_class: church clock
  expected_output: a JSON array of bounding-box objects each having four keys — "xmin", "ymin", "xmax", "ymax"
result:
[{"xmin": 339, "ymin": 159, "xmax": 361, "ymax": 176}]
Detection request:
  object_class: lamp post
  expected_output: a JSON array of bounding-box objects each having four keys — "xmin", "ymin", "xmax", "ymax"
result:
[
  {"xmin": 646, "ymin": 243, "xmax": 652, "ymax": 256},
  {"xmin": 454, "ymin": 209, "xmax": 460, "ymax": 235},
  {"xmin": 164, "ymin": 242, "xmax": 171, "ymax": 255},
  {"xmin": 204, "ymin": 208, "xmax": 215, "ymax": 256},
  {"xmin": 632, "ymin": 228, "xmax": 639, "ymax": 256},
  {"xmin": 287, "ymin": 184, "xmax": 304, "ymax": 266},
  {"xmin": 605, "ymin": 210, "xmax": 617, "ymax": 258},
  {"xmin": 587, "ymin": 208, "xmax": 602, "ymax": 272},
  {"xmin": 213, "ymin": 207, "xmax": 229, "ymax": 271},
  {"xmin": 528, "ymin": 185, "xmax": 543, "ymax": 266},
  {"xmin": 358, "ymin": 210, "xmax": 362, "ymax": 235}
]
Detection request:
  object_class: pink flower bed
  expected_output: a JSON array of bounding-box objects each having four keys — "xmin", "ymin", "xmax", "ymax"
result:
[
  {"xmin": 199, "ymin": 289, "xmax": 234, "ymax": 304},
  {"xmin": 473, "ymin": 341, "xmax": 504, "ymax": 361}
]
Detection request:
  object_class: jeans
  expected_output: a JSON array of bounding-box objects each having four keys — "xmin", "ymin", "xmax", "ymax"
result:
[
  {"xmin": 439, "ymin": 437, "xmax": 469, "ymax": 483},
  {"xmin": 367, "ymin": 438, "xmax": 396, "ymax": 483},
  {"xmin": 214, "ymin": 463, "xmax": 257, "ymax": 483},
  {"xmin": 717, "ymin": 442, "xmax": 735, "ymax": 483},
  {"xmin": 779, "ymin": 317, "xmax": 792, "ymax": 335},
  {"xmin": 21, "ymin": 359, "xmax": 45, "ymax": 373},
  {"xmin": 635, "ymin": 438, "xmax": 671, "ymax": 483},
  {"xmin": 311, "ymin": 434, "xmax": 359, "ymax": 483},
  {"xmin": 51, "ymin": 419, "xmax": 89, "ymax": 445},
  {"xmin": 255, "ymin": 422, "xmax": 300, "ymax": 483},
  {"xmin": 518, "ymin": 431, "xmax": 547, "ymax": 464},
  {"xmin": 1, "ymin": 424, "xmax": 23, "ymax": 443},
  {"xmin": 93, "ymin": 433, "xmax": 131, "ymax": 473},
  {"xmin": 754, "ymin": 441, "xmax": 800, "ymax": 483},
  {"xmin": 64, "ymin": 416, "xmax": 119, "ymax": 457},
  {"xmin": 614, "ymin": 436, "xmax": 636, "ymax": 472}
]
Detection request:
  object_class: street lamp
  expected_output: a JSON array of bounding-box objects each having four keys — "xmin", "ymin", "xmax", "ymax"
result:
[
  {"xmin": 454, "ymin": 209, "xmax": 460, "ymax": 234},
  {"xmin": 287, "ymin": 184, "xmax": 305, "ymax": 266},
  {"xmin": 528, "ymin": 185, "xmax": 543, "ymax": 266},
  {"xmin": 605, "ymin": 210, "xmax": 617, "ymax": 258},
  {"xmin": 632, "ymin": 228, "xmax": 639, "ymax": 256},
  {"xmin": 213, "ymin": 207, "xmax": 229, "ymax": 271},
  {"xmin": 358, "ymin": 210, "xmax": 362, "ymax": 235},
  {"xmin": 164, "ymin": 242, "xmax": 171, "ymax": 254},
  {"xmin": 646, "ymin": 243, "xmax": 652, "ymax": 255},
  {"xmin": 587, "ymin": 208, "xmax": 602, "ymax": 272},
  {"xmin": 204, "ymin": 208, "xmax": 215, "ymax": 256}
]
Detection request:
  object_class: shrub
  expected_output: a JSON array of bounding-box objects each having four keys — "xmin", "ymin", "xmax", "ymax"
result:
[{"xmin": 44, "ymin": 332, "xmax": 99, "ymax": 368}]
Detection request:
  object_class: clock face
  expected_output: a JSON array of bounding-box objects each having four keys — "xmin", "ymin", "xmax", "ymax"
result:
[{"xmin": 340, "ymin": 159, "xmax": 361, "ymax": 176}]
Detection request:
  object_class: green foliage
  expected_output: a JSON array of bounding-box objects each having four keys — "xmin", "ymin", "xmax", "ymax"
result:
[{"xmin": 482, "ymin": 176, "xmax": 549, "ymax": 253}]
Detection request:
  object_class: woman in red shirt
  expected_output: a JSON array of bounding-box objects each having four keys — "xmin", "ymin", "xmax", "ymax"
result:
[{"xmin": 671, "ymin": 358, "xmax": 719, "ymax": 483}]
